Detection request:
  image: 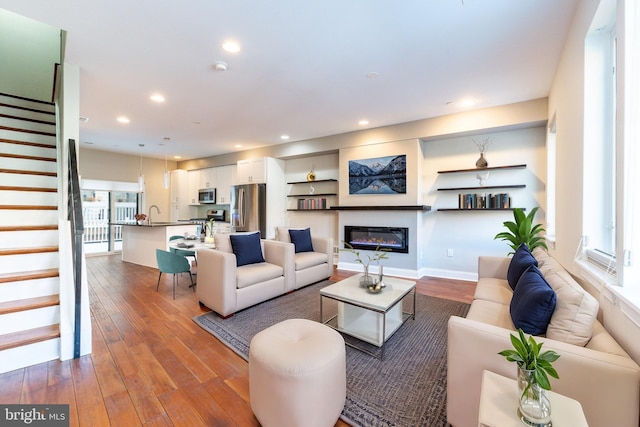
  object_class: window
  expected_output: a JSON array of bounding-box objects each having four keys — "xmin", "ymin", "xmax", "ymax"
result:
[
  {"xmin": 620, "ymin": 0, "xmax": 640, "ymax": 288},
  {"xmin": 583, "ymin": 0, "xmax": 617, "ymax": 274},
  {"xmin": 546, "ymin": 115, "xmax": 556, "ymax": 246}
]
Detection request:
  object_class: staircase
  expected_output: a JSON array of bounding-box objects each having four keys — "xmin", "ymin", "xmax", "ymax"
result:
[{"xmin": 0, "ymin": 93, "xmax": 63, "ymax": 372}]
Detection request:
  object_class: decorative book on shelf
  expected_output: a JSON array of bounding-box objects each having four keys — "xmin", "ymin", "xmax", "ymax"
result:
[
  {"xmin": 459, "ymin": 193, "xmax": 510, "ymax": 209},
  {"xmin": 296, "ymin": 198, "xmax": 328, "ymax": 210}
]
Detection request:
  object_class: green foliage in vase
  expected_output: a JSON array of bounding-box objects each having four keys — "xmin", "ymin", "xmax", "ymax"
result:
[
  {"xmin": 499, "ymin": 329, "xmax": 560, "ymax": 391},
  {"xmin": 341, "ymin": 240, "xmax": 389, "ymax": 271},
  {"xmin": 494, "ymin": 207, "xmax": 548, "ymax": 254}
]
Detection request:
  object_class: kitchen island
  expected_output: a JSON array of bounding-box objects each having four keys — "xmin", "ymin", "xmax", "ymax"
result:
[{"xmin": 121, "ymin": 222, "xmax": 198, "ymax": 268}]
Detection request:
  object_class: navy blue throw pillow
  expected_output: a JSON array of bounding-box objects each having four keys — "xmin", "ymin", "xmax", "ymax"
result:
[
  {"xmin": 289, "ymin": 228, "xmax": 314, "ymax": 253},
  {"xmin": 230, "ymin": 232, "xmax": 265, "ymax": 266},
  {"xmin": 510, "ymin": 265, "xmax": 556, "ymax": 335},
  {"xmin": 507, "ymin": 244, "xmax": 538, "ymax": 290}
]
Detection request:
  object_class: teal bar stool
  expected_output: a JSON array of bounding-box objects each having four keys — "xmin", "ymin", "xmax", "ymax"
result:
[{"xmin": 156, "ymin": 249, "xmax": 195, "ymax": 299}]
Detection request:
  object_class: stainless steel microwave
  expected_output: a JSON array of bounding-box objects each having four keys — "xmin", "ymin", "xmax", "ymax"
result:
[{"xmin": 198, "ymin": 188, "xmax": 216, "ymax": 204}]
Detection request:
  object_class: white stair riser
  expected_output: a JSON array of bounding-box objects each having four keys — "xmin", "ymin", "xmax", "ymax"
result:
[
  {"xmin": 0, "ymin": 210, "xmax": 58, "ymax": 226},
  {"xmin": 0, "ymin": 338, "xmax": 60, "ymax": 374},
  {"xmin": 0, "ymin": 252, "xmax": 59, "ymax": 274},
  {"xmin": 0, "ymin": 305, "xmax": 59, "ymax": 335},
  {"xmin": 0, "ymin": 106, "xmax": 55, "ymax": 122},
  {"xmin": 0, "ymin": 190, "xmax": 58, "ymax": 206},
  {"xmin": 0, "ymin": 172, "xmax": 57, "ymax": 188},
  {"xmin": 0, "ymin": 129, "xmax": 56, "ymax": 145},
  {"xmin": 0, "ymin": 142, "xmax": 56, "ymax": 158},
  {"xmin": 0, "ymin": 230, "xmax": 59, "ymax": 249},
  {"xmin": 0, "ymin": 157, "xmax": 57, "ymax": 173},
  {"xmin": 0, "ymin": 117, "xmax": 55, "ymax": 134},
  {"xmin": 0, "ymin": 95, "xmax": 55, "ymax": 113},
  {"xmin": 0, "ymin": 278, "xmax": 59, "ymax": 303}
]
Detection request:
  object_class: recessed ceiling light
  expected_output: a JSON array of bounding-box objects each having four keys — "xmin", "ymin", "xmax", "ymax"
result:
[
  {"xmin": 150, "ymin": 94, "xmax": 165, "ymax": 103},
  {"xmin": 79, "ymin": 116, "xmax": 89, "ymax": 123},
  {"xmin": 173, "ymin": 155, "xmax": 182, "ymax": 159},
  {"xmin": 222, "ymin": 41, "xmax": 241, "ymax": 53},
  {"xmin": 358, "ymin": 119, "xmax": 369, "ymax": 126},
  {"xmin": 280, "ymin": 135, "xmax": 290, "ymax": 140},
  {"xmin": 117, "ymin": 116, "xmax": 130, "ymax": 123},
  {"xmin": 235, "ymin": 144, "xmax": 243, "ymax": 148},
  {"xmin": 458, "ymin": 98, "xmax": 477, "ymax": 108}
]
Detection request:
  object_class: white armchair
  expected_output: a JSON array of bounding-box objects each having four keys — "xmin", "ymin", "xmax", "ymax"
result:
[
  {"xmin": 196, "ymin": 232, "xmax": 294, "ymax": 317},
  {"xmin": 275, "ymin": 226, "xmax": 333, "ymax": 290}
]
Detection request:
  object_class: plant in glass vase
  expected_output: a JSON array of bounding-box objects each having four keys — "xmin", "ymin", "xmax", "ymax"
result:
[
  {"xmin": 499, "ymin": 329, "xmax": 560, "ymax": 427},
  {"xmin": 342, "ymin": 240, "xmax": 389, "ymax": 288}
]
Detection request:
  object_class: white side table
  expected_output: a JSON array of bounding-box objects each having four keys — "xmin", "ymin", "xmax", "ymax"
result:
[{"xmin": 478, "ymin": 370, "xmax": 588, "ymax": 427}]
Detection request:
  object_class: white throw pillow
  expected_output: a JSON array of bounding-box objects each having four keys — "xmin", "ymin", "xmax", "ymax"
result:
[{"xmin": 545, "ymin": 270, "xmax": 599, "ymax": 346}]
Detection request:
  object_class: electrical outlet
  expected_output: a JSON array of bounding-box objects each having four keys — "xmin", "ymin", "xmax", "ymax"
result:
[{"xmin": 447, "ymin": 249, "xmax": 454, "ymax": 257}]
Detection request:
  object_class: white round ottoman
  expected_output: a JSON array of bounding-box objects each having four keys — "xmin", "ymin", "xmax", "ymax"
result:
[{"xmin": 249, "ymin": 318, "xmax": 346, "ymax": 427}]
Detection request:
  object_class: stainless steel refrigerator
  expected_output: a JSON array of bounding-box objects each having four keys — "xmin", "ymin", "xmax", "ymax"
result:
[{"xmin": 230, "ymin": 183, "xmax": 266, "ymax": 236}]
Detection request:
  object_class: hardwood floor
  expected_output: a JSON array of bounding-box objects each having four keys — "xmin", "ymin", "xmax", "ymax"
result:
[{"xmin": 0, "ymin": 255, "xmax": 475, "ymax": 426}]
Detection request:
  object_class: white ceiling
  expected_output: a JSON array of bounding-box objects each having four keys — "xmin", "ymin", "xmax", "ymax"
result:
[{"xmin": 0, "ymin": 0, "xmax": 577, "ymax": 160}]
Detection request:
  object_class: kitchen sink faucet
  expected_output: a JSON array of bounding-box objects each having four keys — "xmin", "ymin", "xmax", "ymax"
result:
[{"xmin": 148, "ymin": 205, "xmax": 160, "ymax": 225}]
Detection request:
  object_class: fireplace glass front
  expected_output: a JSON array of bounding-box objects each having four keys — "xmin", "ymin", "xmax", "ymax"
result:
[{"xmin": 344, "ymin": 226, "xmax": 409, "ymax": 254}]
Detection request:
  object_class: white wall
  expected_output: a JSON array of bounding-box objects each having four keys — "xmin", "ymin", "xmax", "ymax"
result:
[
  {"xmin": 0, "ymin": 9, "xmax": 60, "ymax": 101},
  {"xmin": 422, "ymin": 127, "xmax": 546, "ymax": 280}
]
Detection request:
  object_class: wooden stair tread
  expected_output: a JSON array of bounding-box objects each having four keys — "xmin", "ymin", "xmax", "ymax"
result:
[
  {"xmin": 0, "ymin": 138, "xmax": 56, "ymax": 149},
  {"xmin": 0, "ymin": 294, "xmax": 59, "ymax": 315},
  {"xmin": 0, "ymin": 102, "xmax": 55, "ymax": 116},
  {"xmin": 0, "ymin": 168, "xmax": 57, "ymax": 177},
  {"xmin": 0, "ymin": 225, "xmax": 58, "ymax": 232},
  {"xmin": 0, "ymin": 205, "xmax": 57, "ymax": 210},
  {"xmin": 0, "ymin": 113, "xmax": 55, "ymax": 126},
  {"xmin": 0, "ymin": 246, "xmax": 59, "ymax": 256},
  {"xmin": 0, "ymin": 324, "xmax": 60, "ymax": 351},
  {"xmin": 0, "ymin": 125, "xmax": 56, "ymax": 137},
  {"xmin": 0, "ymin": 268, "xmax": 59, "ymax": 284},
  {"xmin": 0, "ymin": 186, "xmax": 57, "ymax": 193},
  {"xmin": 0, "ymin": 152, "xmax": 56, "ymax": 162}
]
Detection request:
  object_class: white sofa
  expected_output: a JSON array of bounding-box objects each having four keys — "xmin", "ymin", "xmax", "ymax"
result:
[
  {"xmin": 447, "ymin": 248, "xmax": 640, "ymax": 427},
  {"xmin": 196, "ymin": 233, "xmax": 294, "ymax": 317},
  {"xmin": 274, "ymin": 226, "xmax": 333, "ymax": 290}
]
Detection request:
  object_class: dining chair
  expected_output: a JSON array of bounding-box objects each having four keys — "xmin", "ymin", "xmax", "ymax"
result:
[
  {"xmin": 156, "ymin": 249, "xmax": 195, "ymax": 299},
  {"xmin": 169, "ymin": 235, "xmax": 197, "ymax": 265}
]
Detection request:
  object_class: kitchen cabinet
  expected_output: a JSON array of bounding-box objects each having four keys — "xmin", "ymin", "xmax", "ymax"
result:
[
  {"xmin": 236, "ymin": 158, "xmax": 266, "ymax": 183},
  {"xmin": 187, "ymin": 170, "xmax": 200, "ymax": 205},
  {"xmin": 200, "ymin": 168, "xmax": 216, "ymax": 188},
  {"xmin": 215, "ymin": 164, "xmax": 235, "ymax": 204},
  {"xmin": 169, "ymin": 169, "xmax": 191, "ymax": 220},
  {"xmin": 170, "ymin": 169, "xmax": 188, "ymax": 205}
]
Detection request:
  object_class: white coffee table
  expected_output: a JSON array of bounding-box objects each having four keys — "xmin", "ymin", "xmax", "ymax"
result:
[{"xmin": 319, "ymin": 273, "xmax": 416, "ymax": 359}]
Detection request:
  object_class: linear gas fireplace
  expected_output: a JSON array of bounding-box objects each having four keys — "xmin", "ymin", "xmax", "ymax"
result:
[{"xmin": 344, "ymin": 226, "xmax": 409, "ymax": 254}]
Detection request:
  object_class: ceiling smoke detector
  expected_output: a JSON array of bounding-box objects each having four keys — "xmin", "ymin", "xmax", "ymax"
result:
[{"xmin": 213, "ymin": 61, "xmax": 228, "ymax": 71}]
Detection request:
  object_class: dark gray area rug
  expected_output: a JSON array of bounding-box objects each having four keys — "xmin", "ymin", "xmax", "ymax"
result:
[{"xmin": 193, "ymin": 280, "xmax": 470, "ymax": 427}]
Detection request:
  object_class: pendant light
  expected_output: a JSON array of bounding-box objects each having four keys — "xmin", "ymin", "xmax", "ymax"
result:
[
  {"xmin": 138, "ymin": 144, "xmax": 145, "ymax": 193},
  {"xmin": 162, "ymin": 138, "xmax": 170, "ymax": 189}
]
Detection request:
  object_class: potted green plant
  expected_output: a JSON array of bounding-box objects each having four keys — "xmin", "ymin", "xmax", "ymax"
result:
[
  {"xmin": 499, "ymin": 329, "xmax": 560, "ymax": 426},
  {"xmin": 494, "ymin": 207, "xmax": 548, "ymax": 254}
]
